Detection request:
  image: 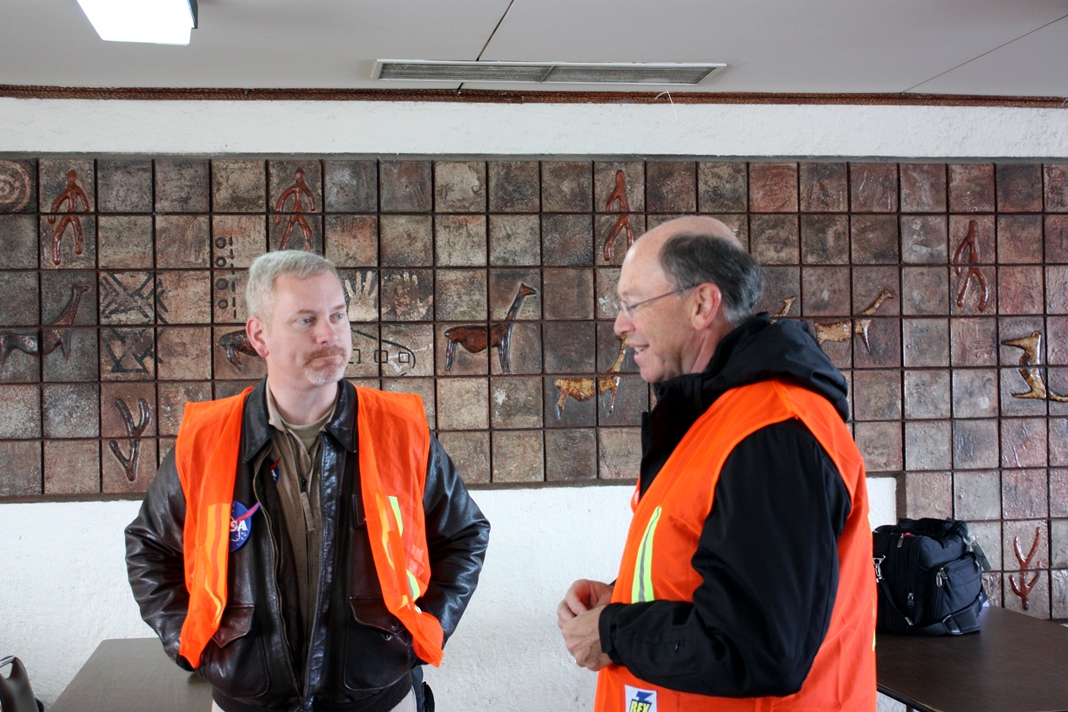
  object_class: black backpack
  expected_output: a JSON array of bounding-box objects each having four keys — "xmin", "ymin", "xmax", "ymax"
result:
[{"xmin": 872, "ymin": 518, "xmax": 989, "ymax": 636}]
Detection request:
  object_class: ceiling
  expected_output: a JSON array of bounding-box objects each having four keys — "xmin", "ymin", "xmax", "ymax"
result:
[{"xmin": 3, "ymin": 0, "xmax": 1068, "ymax": 97}]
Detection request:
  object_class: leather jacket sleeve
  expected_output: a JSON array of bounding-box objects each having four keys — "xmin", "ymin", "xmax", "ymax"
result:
[
  {"xmin": 418, "ymin": 436, "xmax": 490, "ymax": 643},
  {"xmin": 599, "ymin": 420, "xmax": 851, "ymax": 697},
  {"xmin": 124, "ymin": 448, "xmax": 195, "ymax": 670}
]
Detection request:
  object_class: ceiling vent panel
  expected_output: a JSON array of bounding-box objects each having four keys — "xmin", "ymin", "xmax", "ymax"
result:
[
  {"xmin": 376, "ymin": 61, "xmax": 551, "ymax": 82},
  {"xmin": 543, "ymin": 64, "xmax": 716, "ymax": 85},
  {"xmin": 373, "ymin": 60, "xmax": 724, "ymax": 86}
]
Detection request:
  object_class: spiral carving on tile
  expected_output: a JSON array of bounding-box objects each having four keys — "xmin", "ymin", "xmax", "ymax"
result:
[{"xmin": 0, "ymin": 161, "xmax": 31, "ymax": 212}]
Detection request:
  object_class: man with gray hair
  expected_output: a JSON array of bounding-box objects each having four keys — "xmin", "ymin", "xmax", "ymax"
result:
[
  {"xmin": 558, "ymin": 217, "xmax": 876, "ymax": 710},
  {"xmin": 127, "ymin": 250, "xmax": 489, "ymax": 712}
]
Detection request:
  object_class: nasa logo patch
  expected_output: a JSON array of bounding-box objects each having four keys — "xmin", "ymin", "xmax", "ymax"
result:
[
  {"xmin": 624, "ymin": 685, "xmax": 657, "ymax": 712},
  {"xmin": 230, "ymin": 501, "xmax": 260, "ymax": 552}
]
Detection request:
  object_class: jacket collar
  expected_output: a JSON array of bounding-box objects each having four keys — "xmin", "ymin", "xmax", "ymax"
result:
[
  {"xmin": 240, "ymin": 377, "xmax": 358, "ymax": 463},
  {"xmin": 639, "ymin": 313, "xmax": 849, "ymax": 494}
]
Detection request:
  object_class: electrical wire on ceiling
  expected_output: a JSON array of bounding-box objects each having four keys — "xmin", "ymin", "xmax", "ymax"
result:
[{"xmin": 459, "ymin": 0, "xmax": 517, "ymax": 91}]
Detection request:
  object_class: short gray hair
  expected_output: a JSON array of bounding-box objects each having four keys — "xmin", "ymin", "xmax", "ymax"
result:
[
  {"xmin": 246, "ymin": 250, "xmax": 340, "ymax": 322},
  {"xmin": 658, "ymin": 232, "xmax": 764, "ymax": 326}
]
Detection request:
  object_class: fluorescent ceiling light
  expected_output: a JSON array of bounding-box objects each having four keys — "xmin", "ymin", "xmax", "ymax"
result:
[
  {"xmin": 77, "ymin": 0, "xmax": 197, "ymax": 45},
  {"xmin": 374, "ymin": 60, "xmax": 726, "ymax": 86}
]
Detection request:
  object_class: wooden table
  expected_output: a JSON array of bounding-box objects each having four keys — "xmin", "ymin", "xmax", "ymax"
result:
[
  {"xmin": 877, "ymin": 606, "xmax": 1068, "ymax": 712},
  {"xmin": 50, "ymin": 638, "xmax": 210, "ymax": 712}
]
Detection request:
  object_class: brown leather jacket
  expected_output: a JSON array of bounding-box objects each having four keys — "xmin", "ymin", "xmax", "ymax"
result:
[{"xmin": 125, "ymin": 379, "xmax": 490, "ymax": 712}]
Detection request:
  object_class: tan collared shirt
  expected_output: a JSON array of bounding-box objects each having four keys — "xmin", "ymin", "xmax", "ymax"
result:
[{"xmin": 264, "ymin": 384, "xmax": 338, "ymax": 654}]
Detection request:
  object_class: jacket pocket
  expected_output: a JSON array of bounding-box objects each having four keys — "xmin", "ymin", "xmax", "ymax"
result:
[
  {"xmin": 343, "ymin": 596, "xmax": 413, "ymax": 691},
  {"xmin": 198, "ymin": 604, "xmax": 270, "ymax": 699}
]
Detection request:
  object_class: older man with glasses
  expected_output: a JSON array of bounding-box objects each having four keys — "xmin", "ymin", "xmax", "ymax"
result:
[{"xmin": 558, "ymin": 216, "xmax": 877, "ymax": 711}]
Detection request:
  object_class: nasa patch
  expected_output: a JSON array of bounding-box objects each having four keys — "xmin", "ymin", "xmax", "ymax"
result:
[
  {"xmin": 624, "ymin": 685, "xmax": 657, "ymax": 712},
  {"xmin": 230, "ymin": 501, "xmax": 260, "ymax": 552}
]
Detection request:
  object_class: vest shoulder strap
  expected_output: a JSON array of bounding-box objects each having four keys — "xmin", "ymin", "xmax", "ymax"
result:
[{"xmin": 175, "ymin": 388, "xmax": 250, "ymax": 491}]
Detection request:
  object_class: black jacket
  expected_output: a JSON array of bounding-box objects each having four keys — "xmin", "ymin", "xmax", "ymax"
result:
[
  {"xmin": 599, "ymin": 314, "xmax": 853, "ymax": 698},
  {"xmin": 125, "ymin": 379, "xmax": 490, "ymax": 712}
]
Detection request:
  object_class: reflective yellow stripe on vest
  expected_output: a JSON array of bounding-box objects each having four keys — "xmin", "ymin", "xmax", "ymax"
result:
[
  {"xmin": 386, "ymin": 494, "xmax": 423, "ymax": 605},
  {"xmin": 631, "ymin": 506, "xmax": 662, "ymax": 603}
]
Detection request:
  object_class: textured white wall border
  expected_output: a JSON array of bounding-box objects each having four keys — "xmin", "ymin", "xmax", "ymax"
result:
[{"xmin": 2, "ymin": 98, "xmax": 1066, "ymax": 158}]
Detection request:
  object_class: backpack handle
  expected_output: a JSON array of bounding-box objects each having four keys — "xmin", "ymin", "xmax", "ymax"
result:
[{"xmin": 0, "ymin": 656, "xmax": 39, "ymax": 712}]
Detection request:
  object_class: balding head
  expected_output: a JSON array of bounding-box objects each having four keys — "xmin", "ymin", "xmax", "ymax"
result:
[
  {"xmin": 629, "ymin": 216, "xmax": 739, "ymax": 265},
  {"xmin": 631, "ymin": 216, "xmax": 763, "ymax": 327},
  {"xmin": 644, "ymin": 215, "xmax": 741, "ymax": 248}
]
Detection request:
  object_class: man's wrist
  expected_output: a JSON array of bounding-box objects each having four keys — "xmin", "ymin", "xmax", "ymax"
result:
[{"xmin": 598, "ymin": 602, "xmax": 625, "ymax": 663}]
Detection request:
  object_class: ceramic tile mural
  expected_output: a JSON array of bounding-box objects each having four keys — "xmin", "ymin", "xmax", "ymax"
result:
[{"xmin": 3, "ymin": 156, "xmax": 1068, "ymax": 618}]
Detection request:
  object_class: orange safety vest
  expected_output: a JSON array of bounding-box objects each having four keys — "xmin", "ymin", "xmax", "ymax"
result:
[
  {"xmin": 174, "ymin": 386, "xmax": 444, "ymax": 669},
  {"xmin": 595, "ymin": 380, "xmax": 876, "ymax": 712}
]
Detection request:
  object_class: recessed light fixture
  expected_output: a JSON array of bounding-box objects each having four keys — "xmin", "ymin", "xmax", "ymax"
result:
[
  {"xmin": 373, "ymin": 60, "xmax": 725, "ymax": 86},
  {"xmin": 76, "ymin": 0, "xmax": 198, "ymax": 45}
]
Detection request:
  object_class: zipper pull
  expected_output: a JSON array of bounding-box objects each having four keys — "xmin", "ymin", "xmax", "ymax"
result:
[
  {"xmin": 936, "ymin": 569, "xmax": 946, "ymax": 587},
  {"xmin": 873, "ymin": 556, "xmax": 885, "ymax": 581}
]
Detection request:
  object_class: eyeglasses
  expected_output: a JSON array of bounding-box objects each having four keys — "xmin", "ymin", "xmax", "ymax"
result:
[{"xmin": 615, "ymin": 284, "xmax": 700, "ymax": 319}]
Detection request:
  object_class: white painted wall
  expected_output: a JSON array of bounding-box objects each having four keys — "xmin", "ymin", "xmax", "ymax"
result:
[
  {"xmin": 1, "ymin": 98, "xmax": 1066, "ymax": 158},
  {"xmin": 426, "ymin": 487, "xmax": 635, "ymax": 710},
  {"xmin": 3, "ymin": 95, "xmax": 1065, "ymax": 708},
  {"xmin": 0, "ymin": 501, "xmax": 150, "ymax": 703}
]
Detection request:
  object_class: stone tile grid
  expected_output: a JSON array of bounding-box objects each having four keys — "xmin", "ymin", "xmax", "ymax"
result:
[{"xmin": 6, "ymin": 155, "xmax": 1068, "ymax": 589}]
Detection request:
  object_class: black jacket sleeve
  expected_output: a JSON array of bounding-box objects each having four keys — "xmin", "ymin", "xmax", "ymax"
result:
[
  {"xmin": 124, "ymin": 448, "xmax": 195, "ymax": 670},
  {"xmin": 598, "ymin": 419, "xmax": 851, "ymax": 697},
  {"xmin": 417, "ymin": 436, "xmax": 490, "ymax": 642}
]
